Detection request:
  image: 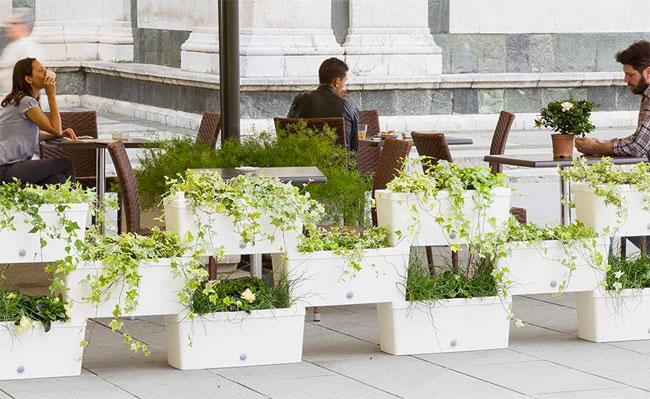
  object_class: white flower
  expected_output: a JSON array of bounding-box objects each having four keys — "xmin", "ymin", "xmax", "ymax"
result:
[
  {"xmin": 5, "ymin": 292, "xmax": 16, "ymax": 299},
  {"xmin": 515, "ymin": 319, "xmax": 526, "ymax": 328},
  {"xmin": 561, "ymin": 102, "xmax": 574, "ymax": 112},
  {"xmin": 14, "ymin": 315, "xmax": 32, "ymax": 333},
  {"xmin": 614, "ymin": 271, "xmax": 624, "ymax": 279},
  {"xmin": 240, "ymin": 288, "xmax": 256, "ymax": 303},
  {"xmin": 613, "ymin": 281, "xmax": 623, "ymax": 291}
]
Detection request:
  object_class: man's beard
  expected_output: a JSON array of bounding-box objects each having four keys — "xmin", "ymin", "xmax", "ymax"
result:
[{"xmin": 631, "ymin": 75, "xmax": 649, "ymax": 94}]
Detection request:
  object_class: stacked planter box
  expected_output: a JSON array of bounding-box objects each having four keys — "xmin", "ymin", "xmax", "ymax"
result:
[
  {"xmin": 498, "ymin": 238, "xmax": 609, "ymax": 295},
  {"xmin": 164, "ymin": 192, "xmax": 301, "ymax": 255},
  {"xmin": 374, "ymin": 187, "xmax": 511, "ymax": 247},
  {"xmin": 0, "ymin": 320, "xmax": 86, "ymax": 380},
  {"xmin": 65, "ymin": 259, "xmax": 187, "ymax": 319}
]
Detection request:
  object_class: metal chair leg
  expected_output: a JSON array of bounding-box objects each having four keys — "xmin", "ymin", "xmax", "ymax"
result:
[
  {"xmin": 451, "ymin": 250, "xmax": 459, "ymax": 271},
  {"xmin": 426, "ymin": 246, "xmax": 434, "ymax": 274},
  {"xmin": 621, "ymin": 238, "xmax": 627, "ymax": 259},
  {"xmin": 208, "ymin": 256, "xmax": 218, "ymax": 280},
  {"xmin": 642, "ymin": 236, "xmax": 648, "ymax": 254}
]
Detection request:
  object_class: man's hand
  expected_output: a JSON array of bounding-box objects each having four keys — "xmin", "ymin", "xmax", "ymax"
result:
[
  {"xmin": 575, "ymin": 137, "xmax": 615, "ymax": 156},
  {"xmin": 63, "ymin": 128, "xmax": 77, "ymax": 140}
]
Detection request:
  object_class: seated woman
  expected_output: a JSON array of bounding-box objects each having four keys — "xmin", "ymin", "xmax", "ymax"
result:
[{"xmin": 0, "ymin": 57, "xmax": 77, "ymax": 185}]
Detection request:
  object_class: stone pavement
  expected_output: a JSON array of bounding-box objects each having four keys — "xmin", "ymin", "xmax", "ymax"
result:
[{"xmin": 2, "ymin": 110, "xmax": 647, "ymax": 399}]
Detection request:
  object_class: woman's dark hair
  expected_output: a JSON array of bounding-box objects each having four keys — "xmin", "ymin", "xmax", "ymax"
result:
[
  {"xmin": 616, "ymin": 41, "xmax": 650, "ymax": 74},
  {"xmin": 1, "ymin": 57, "xmax": 36, "ymax": 107},
  {"xmin": 318, "ymin": 57, "xmax": 348, "ymax": 85}
]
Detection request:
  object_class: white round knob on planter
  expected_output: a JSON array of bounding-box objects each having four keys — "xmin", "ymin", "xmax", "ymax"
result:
[
  {"xmin": 346, "ymin": 291, "xmax": 354, "ymax": 299},
  {"xmin": 550, "ymin": 280, "xmax": 557, "ymax": 289},
  {"xmin": 16, "ymin": 365, "xmax": 24, "ymax": 373},
  {"xmin": 239, "ymin": 242, "xmax": 247, "ymax": 249},
  {"xmin": 18, "ymin": 249, "xmax": 26, "ymax": 257},
  {"xmin": 449, "ymin": 232, "xmax": 457, "ymax": 239},
  {"xmin": 239, "ymin": 353, "xmax": 247, "ymax": 361},
  {"xmin": 450, "ymin": 339, "xmax": 457, "ymax": 347}
]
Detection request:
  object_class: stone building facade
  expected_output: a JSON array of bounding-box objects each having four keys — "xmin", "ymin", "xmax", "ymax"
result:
[{"xmin": 1, "ymin": 0, "xmax": 649, "ymax": 132}]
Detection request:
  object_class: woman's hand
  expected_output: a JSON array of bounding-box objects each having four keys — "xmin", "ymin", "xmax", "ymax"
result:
[
  {"xmin": 63, "ymin": 128, "xmax": 77, "ymax": 140},
  {"xmin": 43, "ymin": 74, "xmax": 56, "ymax": 96}
]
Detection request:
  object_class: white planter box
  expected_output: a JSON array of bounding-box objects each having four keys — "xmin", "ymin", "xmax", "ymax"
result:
[
  {"xmin": 273, "ymin": 247, "xmax": 410, "ymax": 307},
  {"xmin": 165, "ymin": 307, "xmax": 305, "ymax": 370},
  {"xmin": 375, "ymin": 187, "xmax": 511, "ymax": 247},
  {"xmin": 0, "ymin": 203, "xmax": 88, "ymax": 263},
  {"xmin": 499, "ymin": 239, "xmax": 609, "ymax": 295},
  {"xmin": 164, "ymin": 194, "xmax": 301, "ymax": 256},
  {"xmin": 0, "ymin": 320, "xmax": 86, "ymax": 380},
  {"xmin": 377, "ymin": 297, "xmax": 511, "ymax": 355},
  {"xmin": 573, "ymin": 183, "xmax": 650, "ymax": 236},
  {"xmin": 65, "ymin": 259, "xmax": 185, "ymax": 318},
  {"xmin": 576, "ymin": 288, "xmax": 650, "ymax": 342}
]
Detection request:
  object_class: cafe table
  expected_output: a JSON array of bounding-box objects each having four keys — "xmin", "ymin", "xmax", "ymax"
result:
[
  {"xmin": 41, "ymin": 137, "xmax": 159, "ymax": 233},
  {"xmin": 189, "ymin": 166, "xmax": 328, "ymax": 278},
  {"xmin": 483, "ymin": 153, "xmax": 648, "ymax": 225}
]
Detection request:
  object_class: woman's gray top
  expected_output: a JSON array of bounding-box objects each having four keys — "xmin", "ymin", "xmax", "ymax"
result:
[{"xmin": 0, "ymin": 96, "xmax": 39, "ymax": 166}]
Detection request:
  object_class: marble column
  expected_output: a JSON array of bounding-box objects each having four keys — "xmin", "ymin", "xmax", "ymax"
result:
[
  {"xmin": 32, "ymin": 0, "xmax": 132, "ymax": 61},
  {"xmin": 179, "ymin": 1, "xmax": 219, "ymax": 74},
  {"xmin": 343, "ymin": 0, "xmax": 442, "ymax": 80},
  {"xmin": 238, "ymin": 0, "xmax": 343, "ymax": 78},
  {"xmin": 0, "ymin": 0, "xmax": 10, "ymax": 24}
]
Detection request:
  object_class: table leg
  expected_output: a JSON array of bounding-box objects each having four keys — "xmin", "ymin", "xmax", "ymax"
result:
[
  {"xmin": 250, "ymin": 254, "xmax": 262, "ymax": 278},
  {"xmin": 559, "ymin": 169, "xmax": 572, "ymax": 226},
  {"xmin": 96, "ymin": 148, "xmax": 106, "ymax": 234}
]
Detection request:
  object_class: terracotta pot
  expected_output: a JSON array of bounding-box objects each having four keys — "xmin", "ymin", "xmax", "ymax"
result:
[{"xmin": 551, "ymin": 134, "xmax": 575, "ymax": 159}]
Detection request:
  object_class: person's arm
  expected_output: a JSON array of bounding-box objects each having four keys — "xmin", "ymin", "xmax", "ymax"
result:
[
  {"xmin": 610, "ymin": 121, "xmax": 650, "ymax": 157},
  {"xmin": 39, "ymin": 130, "xmax": 56, "ymax": 142},
  {"xmin": 575, "ymin": 137, "xmax": 616, "ymax": 156},
  {"xmin": 344, "ymin": 99, "xmax": 359, "ymax": 152}
]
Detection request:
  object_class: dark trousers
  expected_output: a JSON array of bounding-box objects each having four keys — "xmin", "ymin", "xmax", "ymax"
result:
[{"xmin": 0, "ymin": 159, "xmax": 75, "ymax": 186}]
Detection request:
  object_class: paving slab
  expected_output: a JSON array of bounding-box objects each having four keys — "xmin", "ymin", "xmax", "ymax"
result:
[{"xmin": 535, "ymin": 387, "xmax": 650, "ymax": 399}]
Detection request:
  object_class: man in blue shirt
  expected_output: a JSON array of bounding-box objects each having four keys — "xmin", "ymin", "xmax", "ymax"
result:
[{"xmin": 287, "ymin": 57, "xmax": 359, "ymax": 151}]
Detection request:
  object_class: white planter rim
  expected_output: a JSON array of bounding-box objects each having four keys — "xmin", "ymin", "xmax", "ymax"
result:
[
  {"xmin": 385, "ymin": 296, "xmax": 509, "ymax": 310},
  {"xmin": 76, "ymin": 257, "xmax": 193, "ymax": 269},
  {"xmin": 171, "ymin": 306, "xmax": 305, "ymax": 323},
  {"xmin": 582, "ymin": 287, "xmax": 650, "ymax": 299},
  {"xmin": 375, "ymin": 186, "xmax": 511, "ymax": 201},
  {"xmin": 506, "ymin": 237, "xmax": 606, "ymax": 249},
  {"xmin": 571, "ymin": 182, "xmax": 639, "ymax": 193},
  {"xmin": 286, "ymin": 246, "xmax": 410, "ymax": 260},
  {"xmin": 0, "ymin": 319, "xmax": 86, "ymax": 330}
]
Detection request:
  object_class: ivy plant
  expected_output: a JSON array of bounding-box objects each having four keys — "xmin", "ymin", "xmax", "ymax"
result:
[
  {"xmin": 297, "ymin": 226, "xmax": 390, "ymax": 276},
  {"xmin": 386, "ymin": 158, "xmax": 508, "ymax": 249},
  {"xmin": 165, "ymin": 172, "xmax": 324, "ymax": 257},
  {"xmin": 561, "ymin": 157, "xmax": 650, "ymax": 233},
  {"xmin": 78, "ymin": 227, "xmax": 196, "ymax": 356}
]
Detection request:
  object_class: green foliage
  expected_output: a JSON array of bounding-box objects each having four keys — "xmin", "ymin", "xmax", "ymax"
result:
[
  {"xmin": 561, "ymin": 158, "xmax": 650, "ymax": 233},
  {"xmin": 506, "ymin": 219, "xmax": 596, "ymax": 244},
  {"xmin": 535, "ymin": 98, "xmax": 597, "ymax": 136},
  {"xmin": 166, "ymin": 172, "xmax": 324, "ymax": 248},
  {"xmin": 404, "ymin": 255, "xmax": 498, "ymax": 301},
  {"xmin": 606, "ymin": 255, "xmax": 650, "ymax": 292},
  {"xmin": 191, "ymin": 275, "xmax": 292, "ymax": 315},
  {"xmin": 135, "ymin": 124, "xmax": 372, "ymax": 225},
  {"xmin": 297, "ymin": 226, "xmax": 390, "ymax": 253},
  {"xmin": 387, "ymin": 159, "xmax": 508, "ymax": 249},
  {"xmin": 79, "ymin": 227, "xmax": 191, "ymax": 356},
  {"xmin": 0, "ymin": 290, "xmax": 69, "ymax": 333}
]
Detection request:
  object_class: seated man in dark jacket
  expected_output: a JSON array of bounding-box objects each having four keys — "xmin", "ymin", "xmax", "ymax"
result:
[{"xmin": 287, "ymin": 57, "xmax": 359, "ymax": 151}]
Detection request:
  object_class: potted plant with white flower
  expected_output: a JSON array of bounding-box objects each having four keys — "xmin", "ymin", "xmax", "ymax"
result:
[
  {"xmin": 272, "ymin": 226, "xmax": 410, "ymax": 307},
  {"xmin": 0, "ymin": 288, "xmax": 86, "ymax": 380},
  {"xmin": 576, "ymin": 254, "xmax": 650, "ymax": 342},
  {"xmin": 165, "ymin": 275, "xmax": 305, "ymax": 370},
  {"xmin": 535, "ymin": 98, "xmax": 597, "ymax": 159}
]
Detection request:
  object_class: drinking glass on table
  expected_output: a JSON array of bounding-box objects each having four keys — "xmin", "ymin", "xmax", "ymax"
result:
[{"xmin": 358, "ymin": 124, "xmax": 368, "ymax": 140}]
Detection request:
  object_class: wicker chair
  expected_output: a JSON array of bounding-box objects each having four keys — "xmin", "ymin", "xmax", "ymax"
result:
[
  {"xmin": 40, "ymin": 111, "xmax": 99, "ymax": 185},
  {"xmin": 358, "ymin": 109, "xmax": 380, "ymax": 137},
  {"xmin": 371, "ymin": 138, "xmax": 413, "ymax": 225},
  {"xmin": 274, "ymin": 117, "xmax": 346, "ymax": 148},
  {"xmin": 195, "ymin": 112, "xmax": 221, "ymax": 149},
  {"xmin": 409, "ymin": 132, "xmax": 460, "ymax": 269},
  {"xmin": 411, "ymin": 132, "xmax": 453, "ymax": 171},
  {"xmin": 356, "ymin": 140, "xmax": 381, "ymax": 175},
  {"xmin": 107, "ymin": 141, "xmax": 148, "ymax": 236},
  {"xmin": 487, "ymin": 111, "xmax": 527, "ymax": 224}
]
